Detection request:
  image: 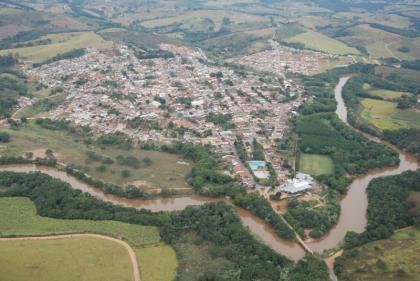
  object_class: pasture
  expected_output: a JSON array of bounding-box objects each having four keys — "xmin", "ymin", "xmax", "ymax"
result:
[
  {"xmin": 340, "ymin": 24, "xmax": 420, "ymax": 60},
  {"xmin": 299, "ymin": 153, "xmax": 334, "ymax": 176},
  {"xmin": 284, "ymin": 29, "xmax": 359, "ymax": 55},
  {"xmin": 338, "ymin": 228, "xmax": 420, "ymax": 281},
  {"xmin": 137, "ymin": 244, "xmax": 178, "ymax": 281},
  {"xmin": 360, "ymin": 98, "xmax": 420, "ymax": 130},
  {"xmin": 0, "ymin": 32, "xmax": 113, "ymax": 63},
  {"xmin": 362, "ymin": 84, "xmax": 410, "ymax": 100},
  {"xmin": 0, "ymin": 197, "xmax": 160, "ymax": 246},
  {"xmin": 0, "ymin": 197, "xmax": 178, "ymax": 281},
  {"xmin": 0, "ymin": 237, "xmax": 133, "ymax": 281},
  {"xmin": 1, "ymin": 121, "xmax": 192, "ymax": 190}
]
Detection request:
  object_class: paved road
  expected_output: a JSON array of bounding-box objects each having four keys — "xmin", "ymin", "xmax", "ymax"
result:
[{"xmin": 0, "ymin": 233, "xmax": 141, "ymax": 281}]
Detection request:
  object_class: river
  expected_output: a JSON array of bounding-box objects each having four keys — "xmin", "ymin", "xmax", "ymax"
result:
[
  {"xmin": 306, "ymin": 76, "xmax": 419, "ymax": 252},
  {"xmin": 0, "ymin": 164, "xmax": 306, "ymax": 261},
  {"xmin": 0, "ymin": 77, "xmax": 417, "ymax": 260}
]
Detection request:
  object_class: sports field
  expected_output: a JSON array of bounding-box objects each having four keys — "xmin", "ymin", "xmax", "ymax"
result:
[{"xmin": 299, "ymin": 153, "xmax": 334, "ymax": 176}]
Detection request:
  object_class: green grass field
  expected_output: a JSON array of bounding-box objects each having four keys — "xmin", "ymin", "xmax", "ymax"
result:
[
  {"xmin": 0, "ymin": 32, "xmax": 113, "ymax": 62},
  {"xmin": 1, "ymin": 121, "xmax": 191, "ymax": 190},
  {"xmin": 360, "ymin": 98, "xmax": 420, "ymax": 130},
  {"xmin": 284, "ymin": 30, "xmax": 359, "ymax": 55},
  {"xmin": 0, "ymin": 197, "xmax": 159, "ymax": 246},
  {"xmin": 0, "ymin": 197, "xmax": 178, "ymax": 281},
  {"xmin": 137, "ymin": 244, "xmax": 178, "ymax": 281},
  {"xmin": 362, "ymin": 84, "xmax": 410, "ymax": 100},
  {"xmin": 0, "ymin": 237, "xmax": 133, "ymax": 281},
  {"xmin": 299, "ymin": 153, "xmax": 334, "ymax": 176},
  {"xmin": 338, "ymin": 228, "xmax": 420, "ymax": 281}
]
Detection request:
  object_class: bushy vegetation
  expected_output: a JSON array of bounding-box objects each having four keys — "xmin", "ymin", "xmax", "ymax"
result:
[
  {"xmin": 205, "ymin": 112, "xmax": 235, "ymax": 130},
  {"xmin": 285, "ymin": 190, "xmax": 340, "ymax": 238},
  {"xmin": 33, "ymin": 48, "xmax": 86, "ymax": 67}
]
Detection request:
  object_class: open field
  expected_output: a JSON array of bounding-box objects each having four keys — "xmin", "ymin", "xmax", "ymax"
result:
[
  {"xmin": 284, "ymin": 29, "xmax": 359, "ymax": 55},
  {"xmin": 341, "ymin": 24, "xmax": 420, "ymax": 60},
  {"xmin": 362, "ymin": 84, "xmax": 410, "ymax": 100},
  {"xmin": 1, "ymin": 121, "xmax": 191, "ymax": 189},
  {"xmin": 299, "ymin": 153, "xmax": 334, "ymax": 176},
  {"xmin": 338, "ymin": 228, "xmax": 420, "ymax": 281},
  {"xmin": 0, "ymin": 197, "xmax": 178, "ymax": 281},
  {"xmin": 0, "ymin": 32, "xmax": 113, "ymax": 63},
  {"xmin": 0, "ymin": 197, "xmax": 159, "ymax": 246},
  {"xmin": 0, "ymin": 236, "xmax": 133, "ymax": 281},
  {"xmin": 141, "ymin": 9, "xmax": 270, "ymax": 30},
  {"xmin": 360, "ymin": 98, "xmax": 420, "ymax": 130},
  {"xmin": 137, "ymin": 244, "xmax": 178, "ymax": 281}
]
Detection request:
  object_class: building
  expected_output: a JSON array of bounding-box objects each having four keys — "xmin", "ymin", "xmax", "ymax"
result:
[{"xmin": 278, "ymin": 172, "xmax": 314, "ymax": 194}]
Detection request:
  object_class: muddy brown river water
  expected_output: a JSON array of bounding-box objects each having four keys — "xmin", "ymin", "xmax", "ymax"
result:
[{"xmin": 0, "ymin": 77, "xmax": 417, "ymax": 260}]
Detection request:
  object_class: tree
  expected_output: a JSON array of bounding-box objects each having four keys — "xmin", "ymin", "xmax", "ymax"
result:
[{"xmin": 0, "ymin": 132, "xmax": 10, "ymax": 142}]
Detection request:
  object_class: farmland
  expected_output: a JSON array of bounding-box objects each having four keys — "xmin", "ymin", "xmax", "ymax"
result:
[
  {"xmin": 362, "ymin": 84, "xmax": 409, "ymax": 100},
  {"xmin": 0, "ymin": 32, "xmax": 113, "ymax": 63},
  {"xmin": 137, "ymin": 244, "xmax": 178, "ymax": 281},
  {"xmin": 284, "ymin": 30, "xmax": 359, "ymax": 55},
  {"xmin": 359, "ymin": 98, "xmax": 420, "ymax": 130},
  {"xmin": 0, "ymin": 236, "xmax": 133, "ymax": 281},
  {"xmin": 0, "ymin": 197, "xmax": 178, "ymax": 281},
  {"xmin": 337, "ymin": 228, "xmax": 420, "ymax": 281},
  {"xmin": 299, "ymin": 153, "xmax": 334, "ymax": 176}
]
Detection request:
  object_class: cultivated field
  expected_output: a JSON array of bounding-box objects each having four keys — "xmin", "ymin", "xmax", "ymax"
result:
[
  {"xmin": 362, "ymin": 84, "xmax": 410, "ymax": 100},
  {"xmin": 141, "ymin": 10, "xmax": 270, "ymax": 30},
  {"xmin": 299, "ymin": 153, "xmax": 334, "ymax": 176},
  {"xmin": 0, "ymin": 197, "xmax": 178, "ymax": 281},
  {"xmin": 1, "ymin": 121, "xmax": 192, "ymax": 190},
  {"xmin": 0, "ymin": 32, "xmax": 113, "ymax": 63},
  {"xmin": 284, "ymin": 30, "xmax": 359, "ymax": 55},
  {"xmin": 338, "ymin": 228, "xmax": 420, "ymax": 281},
  {"xmin": 360, "ymin": 98, "xmax": 420, "ymax": 130},
  {"xmin": 0, "ymin": 236, "xmax": 133, "ymax": 281},
  {"xmin": 0, "ymin": 197, "xmax": 160, "ymax": 246},
  {"xmin": 341, "ymin": 24, "xmax": 420, "ymax": 60}
]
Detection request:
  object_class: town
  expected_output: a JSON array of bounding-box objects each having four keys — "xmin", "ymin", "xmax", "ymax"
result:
[{"xmin": 21, "ymin": 43, "xmax": 312, "ymax": 191}]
